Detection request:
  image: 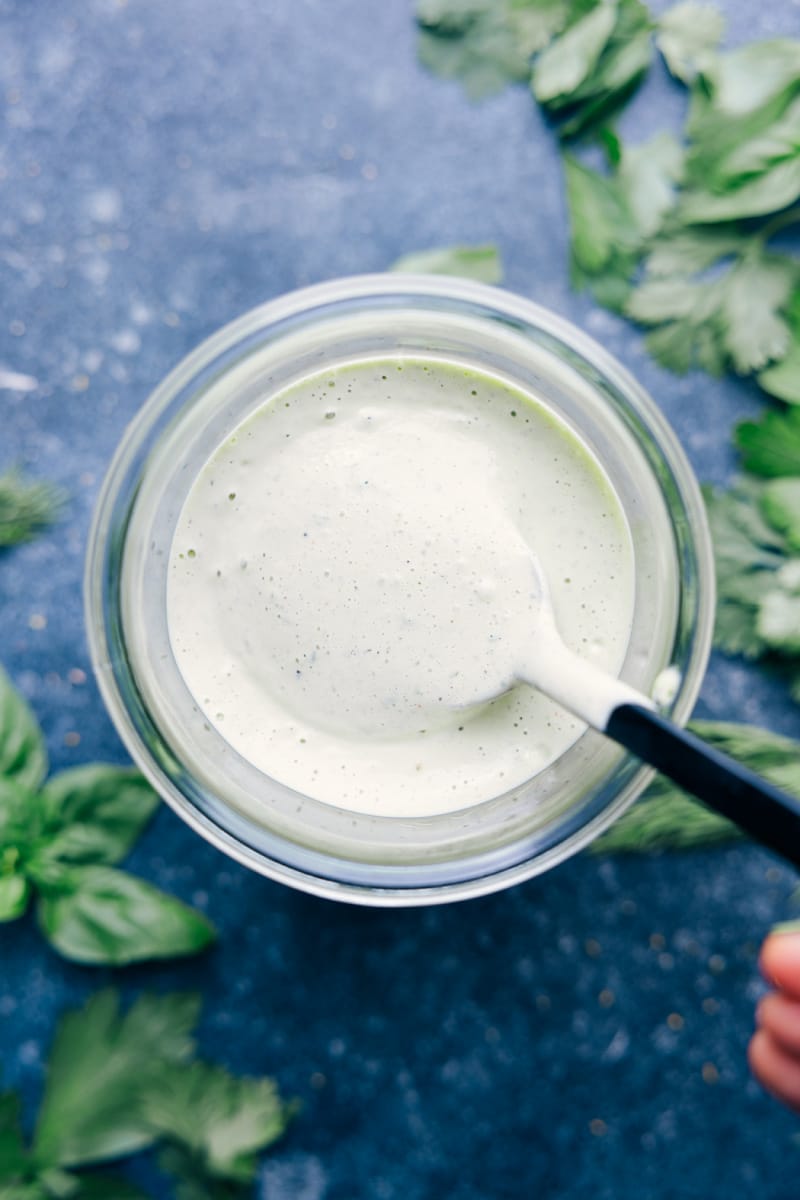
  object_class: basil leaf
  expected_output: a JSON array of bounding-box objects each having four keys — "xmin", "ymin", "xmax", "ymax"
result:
[
  {"xmin": 0, "ymin": 667, "xmax": 47, "ymax": 791},
  {"xmin": 0, "ymin": 1091, "xmax": 29, "ymax": 1182},
  {"xmin": 0, "ymin": 777, "xmax": 49, "ymax": 858},
  {"xmin": 34, "ymin": 989, "xmax": 200, "ymax": 1169},
  {"xmin": 69, "ymin": 1175, "xmax": 151, "ymax": 1199},
  {"xmin": 0, "ymin": 1186, "xmax": 48, "ymax": 1200},
  {"xmin": 0, "ymin": 873, "xmax": 30, "ymax": 922},
  {"xmin": 38, "ymin": 767, "xmax": 159, "ymax": 866},
  {"xmin": 36, "ymin": 866, "xmax": 216, "ymax": 966},
  {"xmin": 34, "ymin": 1169, "xmax": 79, "ymax": 1199}
]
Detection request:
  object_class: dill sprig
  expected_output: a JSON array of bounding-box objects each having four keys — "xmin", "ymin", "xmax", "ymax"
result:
[{"xmin": 0, "ymin": 468, "xmax": 64, "ymax": 548}]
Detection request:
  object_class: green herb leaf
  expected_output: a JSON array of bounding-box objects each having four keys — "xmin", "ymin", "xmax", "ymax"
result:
[
  {"xmin": 703, "ymin": 479, "xmax": 786, "ymax": 658},
  {"xmin": 593, "ymin": 720, "xmax": 800, "ymax": 853},
  {"xmin": 36, "ymin": 767, "xmax": 159, "ymax": 866},
  {"xmin": 680, "ymin": 159, "xmax": 800, "ymax": 223},
  {"xmin": 390, "ymin": 243, "xmax": 503, "ymax": 282},
  {"xmin": 34, "ymin": 990, "xmax": 200, "ymax": 1169},
  {"xmin": 154, "ymin": 1148, "xmax": 242, "ymax": 1200},
  {"xmin": 416, "ymin": 0, "xmax": 553, "ymax": 99},
  {"xmin": 625, "ymin": 250, "xmax": 797, "ymax": 376},
  {"xmin": 143, "ymin": 1062, "xmax": 293, "ymax": 1185},
  {"xmin": 679, "ymin": 39, "xmax": 800, "ymax": 222},
  {"xmin": 0, "ymin": 666, "xmax": 48, "ymax": 791},
  {"xmin": 616, "ymin": 131, "xmax": 684, "ymax": 238},
  {"xmin": 415, "ymin": 0, "xmax": 598, "ymax": 99},
  {"xmin": 534, "ymin": 0, "xmax": 653, "ymax": 139},
  {"xmin": 719, "ymin": 254, "xmax": 796, "ymax": 374},
  {"xmin": 36, "ymin": 866, "xmax": 216, "ymax": 966},
  {"xmin": 0, "ymin": 1092, "xmax": 29, "ymax": 1183},
  {"xmin": 757, "ymin": 583, "xmax": 800, "ymax": 654},
  {"xmin": 35, "ymin": 1168, "xmax": 79, "ymax": 1199},
  {"xmin": 532, "ymin": 2, "xmax": 617, "ymax": 105},
  {"xmin": 700, "ymin": 39, "xmax": 800, "ymax": 118},
  {"xmin": 761, "ymin": 478, "xmax": 800, "ymax": 551},
  {"xmin": 759, "ymin": 294, "xmax": 800, "ymax": 404},
  {"xmin": 656, "ymin": 1, "xmax": 725, "ymax": 84},
  {"xmin": 643, "ymin": 228, "xmax": 744, "ymax": 278},
  {"xmin": 0, "ymin": 776, "xmax": 49, "ymax": 863},
  {"xmin": 563, "ymin": 152, "xmax": 641, "ymax": 308},
  {"xmin": 0, "ymin": 470, "xmax": 63, "ymax": 549},
  {"xmin": 68, "ymin": 1175, "xmax": 151, "ymax": 1199},
  {"xmin": 736, "ymin": 407, "xmax": 800, "ymax": 477},
  {"xmin": 0, "ymin": 872, "xmax": 30, "ymax": 922}
]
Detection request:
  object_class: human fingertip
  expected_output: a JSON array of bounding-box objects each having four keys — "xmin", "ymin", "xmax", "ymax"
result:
[{"xmin": 760, "ymin": 930, "xmax": 800, "ymax": 999}]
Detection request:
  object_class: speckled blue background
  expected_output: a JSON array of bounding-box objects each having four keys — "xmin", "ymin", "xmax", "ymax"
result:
[{"xmin": 2, "ymin": 0, "xmax": 800, "ymax": 1196}]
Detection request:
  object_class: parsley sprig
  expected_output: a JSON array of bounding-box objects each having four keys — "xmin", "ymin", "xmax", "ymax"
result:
[
  {"xmin": 415, "ymin": 0, "xmax": 800, "ymax": 395},
  {"xmin": 705, "ymin": 409, "xmax": 800, "ymax": 697},
  {"xmin": 2, "ymin": 989, "xmax": 295, "ymax": 1199},
  {"xmin": 0, "ymin": 665, "xmax": 216, "ymax": 964}
]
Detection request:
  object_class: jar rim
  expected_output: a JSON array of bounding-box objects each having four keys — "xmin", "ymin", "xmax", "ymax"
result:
[{"xmin": 85, "ymin": 274, "xmax": 716, "ymax": 906}]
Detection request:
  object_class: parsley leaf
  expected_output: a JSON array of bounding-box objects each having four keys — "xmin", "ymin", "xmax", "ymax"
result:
[
  {"xmin": 704, "ymin": 479, "xmax": 787, "ymax": 658},
  {"xmin": 680, "ymin": 40, "xmax": 800, "ymax": 222},
  {"xmin": 656, "ymin": 1, "xmax": 725, "ymax": 85},
  {"xmin": 0, "ymin": 470, "xmax": 63, "ymax": 549},
  {"xmin": 759, "ymin": 293, "xmax": 800, "ymax": 404},
  {"xmin": 563, "ymin": 133, "xmax": 683, "ymax": 308},
  {"xmin": 390, "ymin": 243, "xmax": 503, "ymax": 282},
  {"xmin": 593, "ymin": 721, "xmax": 800, "ymax": 853},
  {"xmin": 625, "ymin": 248, "xmax": 797, "ymax": 375},
  {"xmin": 761, "ymin": 478, "xmax": 800, "ymax": 551},
  {"xmin": 33, "ymin": 990, "xmax": 200, "ymax": 1169},
  {"xmin": 736, "ymin": 406, "xmax": 800, "ymax": 477},
  {"xmin": 144, "ymin": 1062, "xmax": 295, "ymax": 1186},
  {"xmin": 616, "ymin": 131, "xmax": 684, "ymax": 238},
  {"xmin": 705, "ymin": 472, "xmax": 800, "ymax": 694},
  {"xmin": 533, "ymin": 0, "xmax": 653, "ymax": 139},
  {"xmin": 563, "ymin": 153, "xmax": 640, "ymax": 309},
  {"xmin": 416, "ymin": 0, "xmax": 566, "ymax": 99},
  {"xmin": 3, "ymin": 990, "xmax": 294, "ymax": 1199},
  {"xmin": 532, "ymin": 3, "xmax": 617, "ymax": 106}
]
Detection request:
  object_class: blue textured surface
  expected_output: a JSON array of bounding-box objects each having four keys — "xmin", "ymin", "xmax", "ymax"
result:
[{"xmin": 2, "ymin": 1, "xmax": 800, "ymax": 1196}]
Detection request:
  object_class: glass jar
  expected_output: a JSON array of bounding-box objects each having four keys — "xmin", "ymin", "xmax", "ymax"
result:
[{"xmin": 85, "ymin": 275, "xmax": 715, "ymax": 905}]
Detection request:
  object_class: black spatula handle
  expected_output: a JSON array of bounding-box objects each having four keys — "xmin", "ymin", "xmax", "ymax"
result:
[{"xmin": 606, "ymin": 704, "xmax": 800, "ymax": 870}]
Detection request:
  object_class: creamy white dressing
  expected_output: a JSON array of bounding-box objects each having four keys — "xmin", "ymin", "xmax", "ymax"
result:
[{"xmin": 167, "ymin": 358, "xmax": 635, "ymax": 817}]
